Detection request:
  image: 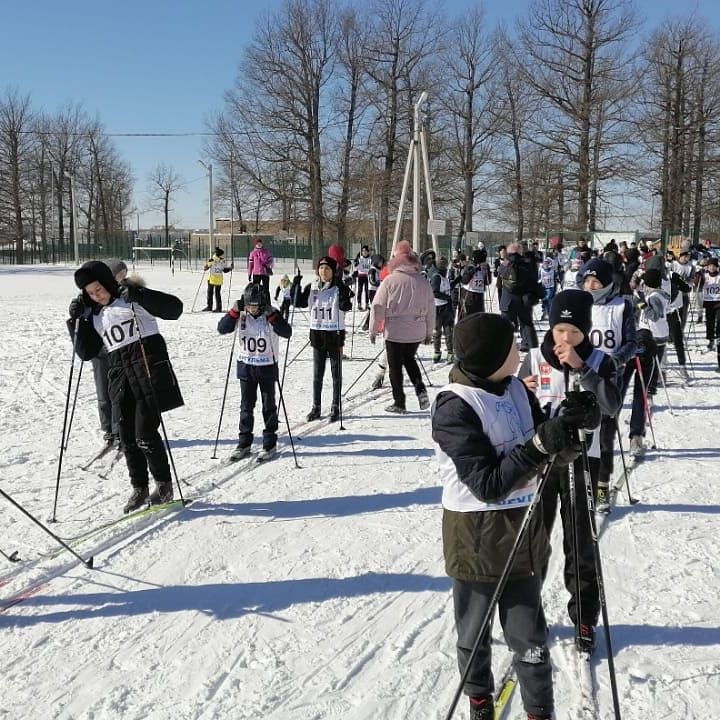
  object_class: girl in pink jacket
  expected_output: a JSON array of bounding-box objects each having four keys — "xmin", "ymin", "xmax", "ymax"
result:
[
  {"xmin": 369, "ymin": 240, "xmax": 436, "ymax": 413},
  {"xmin": 247, "ymin": 238, "xmax": 274, "ymax": 296}
]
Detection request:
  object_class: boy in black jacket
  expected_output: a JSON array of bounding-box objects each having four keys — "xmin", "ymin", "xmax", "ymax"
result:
[
  {"xmin": 218, "ymin": 283, "xmax": 292, "ymax": 461},
  {"xmin": 432, "ymin": 312, "xmax": 597, "ymax": 720},
  {"xmin": 68, "ymin": 261, "xmax": 184, "ymax": 513},
  {"xmin": 294, "ymin": 256, "xmax": 353, "ymax": 422},
  {"xmin": 519, "ymin": 290, "xmax": 621, "ymax": 653}
]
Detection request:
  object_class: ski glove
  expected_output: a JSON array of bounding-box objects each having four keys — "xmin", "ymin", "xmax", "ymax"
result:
[
  {"xmin": 264, "ymin": 307, "xmax": 279, "ymax": 324},
  {"xmin": 68, "ymin": 294, "xmax": 86, "ymax": 320},
  {"xmin": 532, "ymin": 416, "xmax": 581, "ymax": 456},
  {"xmin": 561, "ymin": 390, "xmax": 601, "ymax": 430},
  {"xmin": 118, "ymin": 282, "xmax": 142, "ymax": 303}
]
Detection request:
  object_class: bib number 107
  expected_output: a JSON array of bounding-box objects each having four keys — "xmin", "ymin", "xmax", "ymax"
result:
[{"xmin": 103, "ymin": 319, "xmax": 135, "ymax": 347}]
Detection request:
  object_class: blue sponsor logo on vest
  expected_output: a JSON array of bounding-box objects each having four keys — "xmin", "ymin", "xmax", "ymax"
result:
[{"xmin": 499, "ymin": 491, "xmax": 535, "ymax": 507}]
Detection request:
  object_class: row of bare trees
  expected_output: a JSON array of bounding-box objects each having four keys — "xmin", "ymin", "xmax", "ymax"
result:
[
  {"xmin": 0, "ymin": 91, "xmax": 136, "ymax": 263},
  {"xmin": 206, "ymin": 0, "xmax": 720, "ymax": 258}
]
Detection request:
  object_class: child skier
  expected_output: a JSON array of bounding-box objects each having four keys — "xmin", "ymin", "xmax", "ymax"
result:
[
  {"xmin": 432, "ymin": 312, "xmax": 597, "ymax": 720},
  {"xmin": 294, "ymin": 256, "xmax": 353, "ymax": 422},
  {"xmin": 218, "ymin": 283, "xmax": 292, "ymax": 461},
  {"xmin": 538, "ymin": 257, "xmax": 557, "ymax": 321},
  {"xmin": 354, "ymin": 245, "xmax": 373, "ymax": 310},
  {"xmin": 519, "ymin": 289, "xmax": 620, "ymax": 653},
  {"xmin": 68, "ymin": 261, "xmax": 184, "ymax": 513},
  {"xmin": 202, "ymin": 247, "xmax": 233, "ymax": 312},
  {"xmin": 698, "ymin": 256, "xmax": 720, "ymax": 352},
  {"xmin": 432, "ymin": 257, "xmax": 455, "ymax": 363},
  {"xmin": 580, "ymin": 258, "xmax": 638, "ymax": 508},
  {"xmin": 460, "ymin": 248, "xmax": 491, "ymax": 315},
  {"xmin": 274, "ymin": 274, "xmax": 293, "ymax": 320}
]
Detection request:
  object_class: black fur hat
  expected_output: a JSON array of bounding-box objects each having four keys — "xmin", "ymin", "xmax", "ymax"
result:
[{"xmin": 74, "ymin": 260, "xmax": 119, "ymax": 298}]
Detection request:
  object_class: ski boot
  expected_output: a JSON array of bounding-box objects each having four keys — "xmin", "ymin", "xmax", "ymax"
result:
[
  {"xmin": 149, "ymin": 481, "xmax": 174, "ymax": 505},
  {"xmin": 385, "ymin": 403, "xmax": 407, "ymax": 414},
  {"xmin": 576, "ymin": 624, "xmax": 596, "ymax": 654},
  {"xmin": 370, "ymin": 372, "xmax": 385, "ymax": 390},
  {"xmin": 123, "ymin": 486, "xmax": 149, "ymax": 514},
  {"xmin": 595, "ymin": 483, "xmax": 610, "ymax": 513},
  {"xmin": 229, "ymin": 444, "xmax": 252, "ymax": 462},
  {"xmin": 328, "ymin": 405, "xmax": 340, "ymax": 423},
  {"xmin": 417, "ymin": 390, "xmax": 430, "ymax": 410},
  {"xmin": 469, "ymin": 696, "xmax": 493, "ymax": 720},
  {"xmin": 257, "ymin": 446, "xmax": 276, "ymax": 462},
  {"xmin": 306, "ymin": 405, "xmax": 321, "ymax": 422}
]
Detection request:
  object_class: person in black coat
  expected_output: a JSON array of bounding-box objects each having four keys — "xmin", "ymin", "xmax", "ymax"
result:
[{"xmin": 68, "ymin": 261, "xmax": 184, "ymax": 513}]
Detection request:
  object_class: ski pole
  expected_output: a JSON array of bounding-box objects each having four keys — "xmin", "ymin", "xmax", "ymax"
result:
[
  {"xmin": 0, "ymin": 548, "xmax": 20, "ymax": 563},
  {"xmin": 444, "ymin": 455, "xmax": 557, "ymax": 720},
  {"xmin": 634, "ymin": 355, "xmax": 657, "ymax": 449},
  {"xmin": 271, "ymin": 352, "xmax": 300, "ymax": 469},
  {"xmin": 287, "ymin": 338, "xmax": 311, "ymax": 368},
  {"xmin": 564, "ymin": 368, "xmax": 583, "ymax": 651},
  {"xmin": 50, "ymin": 318, "xmax": 80, "ymax": 523},
  {"xmin": 577, "ymin": 423, "xmax": 623, "ymax": 720},
  {"xmin": 350, "ymin": 277, "xmax": 357, "ymax": 359},
  {"xmin": 63, "ymin": 360, "xmax": 84, "ymax": 451},
  {"xmin": 280, "ymin": 299, "xmax": 298, "ymax": 391},
  {"xmin": 416, "ymin": 352, "xmax": 433, "ymax": 387},
  {"xmin": 654, "ymin": 352, "xmax": 674, "ymax": 415},
  {"xmin": 615, "ymin": 422, "xmax": 638, "ymax": 505},
  {"xmin": 225, "ymin": 266, "xmax": 234, "ymax": 310},
  {"xmin": 190, "ymin": 269, "xmax": 207, "ymax": 313},
  {"xmin": 337, "ymin": 348, "xmax": 346, "ymax": 431},
  {"xmin": 128, "ymin": 303, "xmax": 187, "ymax": 502},
  {"xmin": 211, "ymin": 325, "xmax": 237, "ymax": 459},
  {"xmin": 1, "ymin": 486, "xmax": 93, "ymax": 568},
  {"xmin": 343, "ymin": 345, "xmax": 385, "ymax": 397}
]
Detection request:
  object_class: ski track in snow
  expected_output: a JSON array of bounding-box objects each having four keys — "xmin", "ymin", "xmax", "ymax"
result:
[{"xmin": 0, "ymin": 262, "xmax": 718, "ymax": 719}]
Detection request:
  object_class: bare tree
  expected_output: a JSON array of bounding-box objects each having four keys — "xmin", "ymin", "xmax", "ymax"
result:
[
  {"xmin": 519, "ymin": 0, "xmax": 639, "ymax": 232},
  {"xmin": 0, "ymin": 89, "xmax": 36, "ymax": 262},
  {"xmin": 147, "ymin": 164, "xmax": 183, "ymax": 247}
]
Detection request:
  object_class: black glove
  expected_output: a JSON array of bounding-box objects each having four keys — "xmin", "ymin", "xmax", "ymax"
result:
[
  {"xmin": 561, "ymin": 390, "xmax": 601, "ymax": 430},
  {"xmin": 264, "ymin": 306, "xmax": 279, "ymax": 324},
  {"xmin": 534, "ymin": 416, "xmax": 581, "ymax": 456},
  {"xmin": 118, "ymin": 282, "xmax": 140, "ymax": 303},
  {"xmin": 232, "ymin": 298, "xmax": 245, "ymax": 313},
  {"xmin": 68, "ymin": 294, "xmax": 86, "ymax": 320}
]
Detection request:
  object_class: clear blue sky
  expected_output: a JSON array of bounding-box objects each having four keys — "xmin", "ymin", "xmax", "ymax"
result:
[{"xmin": 4, "ymin": 0, "xmax": 719, "ymax": 231}]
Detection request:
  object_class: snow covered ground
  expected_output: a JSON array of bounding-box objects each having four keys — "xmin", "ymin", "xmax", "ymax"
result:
[{"xmin": 0, "ymin": 260, "xmax": 718, "ymax": 720}]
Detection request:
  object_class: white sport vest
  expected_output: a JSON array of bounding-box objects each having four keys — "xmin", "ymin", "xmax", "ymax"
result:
[
  {"xmin": 357, "ymin": 256, "xmax": 372, "ymax": 275},
  {"xmin": 661, "ymin": 278, "xmax": 683, "ymax": 312},
  {"xmin": 93, "ymin": 299, "xmax": 159, "ymax": 353},
  {"xmin": 309, "ymin": 284, "xmax": 344, "ymax": 331},
  {"xmin": 436, "ymin": 378, "xmax": 538, "ymax": 513},
  {"xmin": 702, "ymin": 273, "xmax": 720, "ymax": 303},
  {"xmin": 638, "ymin": 290, "xmax": 669, "ymax": 340},
  {"xmin": 539, "ymin": 268, "xmax": 555, "ymax": 289},
  {"xmin": 462, "ymin": 266, "xmax": 487, "ymax": 294},
  {"xmin": 590, "ymin": 298, "xmax": 625, "ymax": 354},
  {"xmin": 435, "ymin": 274, "xmax": 451, "ymax": 307},
  {"xmin": 236, "ymin": 313, "xmax": 279, "ymax": 366},
  {"xmin": 528, "ymin": 349, "xmax": 603, "ymax": 458}
]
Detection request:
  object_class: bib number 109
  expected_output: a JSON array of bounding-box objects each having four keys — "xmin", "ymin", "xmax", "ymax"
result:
[{"xmin": 241, "ymin": 336, "xmax": 267, "ymax": 353}]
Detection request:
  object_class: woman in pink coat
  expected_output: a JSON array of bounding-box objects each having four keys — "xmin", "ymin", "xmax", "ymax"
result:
[
  {"xmin": 369, "ymin": 240, "xmax": 436, "ymax": 413},
  {"xmin": 247, "ymin": 237, "xmax": 274, "ymax": 296}
]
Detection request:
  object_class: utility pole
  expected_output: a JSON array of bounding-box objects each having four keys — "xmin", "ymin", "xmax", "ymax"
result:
[{"xmin": 198, "ymin": 160, "xmax": 214, "ymax": 250}]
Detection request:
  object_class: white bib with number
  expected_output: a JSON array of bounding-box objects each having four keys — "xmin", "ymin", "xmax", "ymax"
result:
[
  {"xmin": 462, "ymin": 266, "xmax": 487, "ymax": 294},
  {"xmin": 435, "ymin": 274, "xmax": 451, "ymax": 306},
  {"xmin": 357, "ymin": 256, "xmax": 372, "ymax": 275},
  {"xmin": 237, "ymin": 313, "xmax": 278, "ymax": 366},
  {"xmin": 309, "ymin": 285, "xmax": 343, "ymax": 331},
  {"xmin": 94, "ymin": 300, "xmax": 159, "ymax": 353},
  {"xmin": 702, "ymin": 273, "xmax": 720, "ymax": 302},
  {"xmin": 590, "ymin": 298, "xmax": 625, "ymax": 353}
]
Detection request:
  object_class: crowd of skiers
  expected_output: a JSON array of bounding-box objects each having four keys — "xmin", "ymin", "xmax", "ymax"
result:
[{"xmin": 65, "ymin": 232, "xmax": 718, "ymax": 720}]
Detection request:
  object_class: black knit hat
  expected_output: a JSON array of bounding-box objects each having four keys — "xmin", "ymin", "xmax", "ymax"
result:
[
  {"xmin": 317, "ymin": 255, "xmax": 338, "ymax": 272},
  {"xmin": 642, "ymin": 269, "xmax": 662, "ymax": 288},
  {"xmin": 548, "ymin": 289, "xmax": 593, "ymax": 336},
  {"xmin": 243, "ymin": 282, "xmax": 266, "ymax": 309},
  {"xmin": 453, "ymin": 313, "xmax": 515, "ymax": 378},
  {"xmin": 420, "ymin": 249, "xmax": 436, "ymax": 266},
  {"xmin": 581, "ymin": 258, "xmax": 613, "ymax": 288},
  {"xmin": 214, "ymin": 247, "xmax": 224, "ymax": 256},
  {"xmin": 74, "ymin": 260, "xmax": 119, "ymax": 298}
]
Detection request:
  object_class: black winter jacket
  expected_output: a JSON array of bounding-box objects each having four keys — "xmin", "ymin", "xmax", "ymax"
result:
[{"xmin": 68, "ymin": 283, "xmax": 184, "ymax": 413}]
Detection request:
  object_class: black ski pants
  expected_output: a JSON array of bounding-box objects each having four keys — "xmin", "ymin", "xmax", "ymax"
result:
[
  {"xmin": 463, "ymin": 291, "xmax": 485, "ymax": 316},
  {"xmin": 623, "ymin": 330, "xmax": 657, "ymax": 438},
  {"xmin": 667, "ymin": 310, "xmax": 686, "ymax": 366},
  {"xmin": 453, "ymin": 575, "xmax": 553, "ymax": 717},
  {"xmin": 356, "ymin": 275, "xmax": 369, "ymax": 307},
  {"xmin": 433, "ymin": 304, "xmax": 454, "ymax": 355},
  {"xmin": 91, "ymin": 348, "xmax": 117, "ymax": 436},
  {"xmin": 117, "ymin": 383, "xmax": 171, "ymax": 489},
  {"xmin": 385, "ymin": 340, "xmax": 424, "ymax": 409},
  {"xmin": 252, "ymin": 274, "xmax": 271, "ymax": 298},
  {"xmin": 312, "ymin": 347, "xmax": 341, "ymax": 410},
  {"xmin": 239, "ymin": 374, "xmax": 278, "ymax": 450},
  {"xmin": 501, "ymin": 295, "xmax": 538, "ymax": 350},
  {"xmin": 206, "ymin": 283, "xmax": 222, "ymax": 311},
  {"xmin": 541, "ymin": 456, "xmax": 600, "ymax": 627}
]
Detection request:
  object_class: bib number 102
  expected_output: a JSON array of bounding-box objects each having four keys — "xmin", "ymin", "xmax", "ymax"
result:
[
  {"xmin": 241, "ymin": 336, "xmax": 267, "ymax": 353},
  {"xmin": 103, "ymin": 319, "xmax": 135, "ymax": 346}
]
